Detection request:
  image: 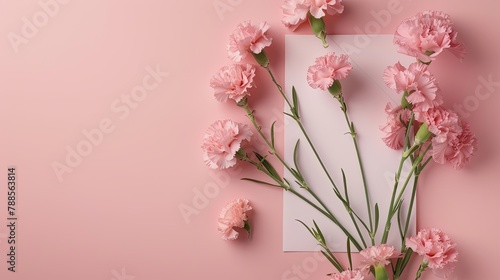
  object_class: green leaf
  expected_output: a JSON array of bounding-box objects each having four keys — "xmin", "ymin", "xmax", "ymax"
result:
[
  {"xmin": 397, "ymin": 202, "xmax": 404, "ymax": 240},
  {"xmin": 254, "ymin": 152, "xmax": 281, "ymax": 181},
  {"xmin": 270, "ymin": 121, "xmax": 276, "ymax": 148},
  {"xmin": 374, "ymin": 203, "xmax": 380, "ymax": 235},
  {"xmin": 341, "ymin": 169, "xmax": 349, "ymax": 205},
  {"xmin": 292, "ymin": 86, "xmax": 299, "ymax": 118},
  {"xmin": 395, "ymin": 249, "xmax": 414, "ymax": 278},
  {"xmin": 241, "ymin": 178, "xmax": 281, "ymax": 188},
  {"xmin": 313, "ymin": 220, "xmax": 325, "ymax": 243},
  {"xmin": 320, "ymin": 251, "xmax": 338, "ymax": 270},
  {"xmin": 296, "ymin": 219, "xmax": 315, "ymax": 238}
]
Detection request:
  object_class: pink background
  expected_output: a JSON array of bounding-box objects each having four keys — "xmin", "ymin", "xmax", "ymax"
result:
[{"xmin": 0, "ymin": 0, "xmax": 499, "ymax": 279}]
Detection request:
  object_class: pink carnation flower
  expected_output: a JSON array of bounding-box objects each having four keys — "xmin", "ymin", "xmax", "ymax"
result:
[
  {"xmin": 380, "ymin": 103, "xmax": 412, "ymax": 150},
  {"xmin": 210, "ymin": 64, "xmax": 256, "ymax": 103},
  {"xmin": 421, "ymin": 106, "xmax": 461, "ymax": 145},
  {"xmin": 307, "ymin": 52, "xmax": 352, "ymax": 90},
  {"xmin": 281, "ymin": 0, "xmax": 344, "ymax": 30},
  {"xmin": 281, "ymin": 0, "xmax": 310, "ymax": 30},
  {"xmin": 218, "ymin": 198, "xmax": 252, "ymax": 240},
  {"xmin": 227, "ymin": 21, "xmax": 273, "ymax": 62},
  {"xmin": 329, "ymin": 269, "xmax": 364, "ymax": 280},
  {"xmin": 360, "ymin": 244, "xmax": 400, "ymax": 270},
  {"xmin": 406, "ymin": 228, "xmax": 458, "ymax": 277},
  {"xmin": 383, "ymin": 62, "xmax": 443, "ymax": 116},
  {"xmin": 432, "ymin": 119, "xmax": 477, "ymax": 169},
  {"xmin": 394, "ymin": 11, "xmax": 466, "ymax": 63},
  {"xmin": 201, "ymin": 120, "xmax": 253, "ymax": 169},
  {"xmin": 309, "ymin": 0, "xmax": 344, "ymax": 19}
]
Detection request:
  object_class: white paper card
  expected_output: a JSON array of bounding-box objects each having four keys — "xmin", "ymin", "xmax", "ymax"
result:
[{"xmin": 283, "ymin": 35, "xmax": 415, "ymax": 252}]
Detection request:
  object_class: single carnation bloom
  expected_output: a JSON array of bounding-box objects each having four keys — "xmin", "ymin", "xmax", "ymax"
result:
[
  {"xmin": 227, "ymin": 21, "xmax": 273, "ymax": 62},
  {"xmin": 394, "ymin": 10, "xmax": 466, "ymax": 63},
  {"xmin": 281, "ymin": 0, "xmax": 344, "ymax": 29},
  {"xmin": 406, "ymin": 228, "xmax": 458, "ymax": 277},
  {"xmin": 309, "ymin": 0, "xmax": 344, "ymax": 19},
  {"xmin": 210, "ymin": 64, "xmax": 256, "ymax": 103},
  {"xmin": 281, "ymin": 0, "xmax": 310, "ymax": 30},
  {"xmin": 307, "ymin": 52, "xmax": 352, "ymax": 90},
  {"xmin": 432, "ymin": 119, "xmax": 477, "ymax": 169},
  {"xmin": 383, "ymin": 62, "xmax": 443, "ymax": 115},
  {"xmin": 201, "ymin": 120, "xmax": 253, "ymax": 169},
  {"xmin": 421, "ymin": 106, "xmax": 461, "ymax": 145},
  {"xmin": 380, "ymin": 103, "xmax": 412, "ymax": 150},
  {"xmin": 218, "ymin": 198, "xmax": 252, "ymax": 240},
  {"xmin": 360, "ymin": 244, "xmax": 400, "ymax": 270},
  {"xmin": 329, "ymin": 269, "xmax": 364, "ymax": 280}
]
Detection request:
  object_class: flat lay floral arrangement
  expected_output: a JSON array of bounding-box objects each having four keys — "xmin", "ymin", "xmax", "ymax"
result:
[{"xmin": 201, "ymin": 1, "xmax": 477, "ymax": 280}]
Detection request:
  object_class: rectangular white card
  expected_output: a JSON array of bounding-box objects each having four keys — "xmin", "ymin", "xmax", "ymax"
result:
[{"xmin": 283, "ymin": 35, "xmax": 415, "ymax": 252}]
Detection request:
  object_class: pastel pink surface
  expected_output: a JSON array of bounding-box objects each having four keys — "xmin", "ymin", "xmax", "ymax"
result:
[{"xmin": 0, "ymin": 1, "xmax": 498, "ymax": 280}]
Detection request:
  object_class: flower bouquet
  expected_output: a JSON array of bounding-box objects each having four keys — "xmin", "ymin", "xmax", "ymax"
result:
[{"xmin": 202, "ymin": 2, "xmax": 477, "ymax": 279}]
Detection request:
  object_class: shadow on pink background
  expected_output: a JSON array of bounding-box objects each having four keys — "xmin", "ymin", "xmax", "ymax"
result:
[{"xmin": 0, "ymin": 0, "xmax": 499, "ymax": 279}]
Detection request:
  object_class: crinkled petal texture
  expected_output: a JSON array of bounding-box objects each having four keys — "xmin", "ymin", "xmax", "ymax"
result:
[
  {"xmin": 421, "ymin": 106, "xmax": 461, "ymax": 144},
  {"xmin": 431, "ymin": 119, "xmax": 477, "ymax": 169},
  {"xmin": 201, "ymin": 120, "xmax": 253, "ymax": 169},
  {"xmin": 210, "ymin": 64, "xmax": 256, "ymax": 103},
  {"xmin": 383, "ymin": 62, "xmax": 442, "ymax": 118},
  {"xmin": 394, "ymin": 10, "xmax": 466, "ymax": 63},
  {"xmin": 218, "ymin": 198, "xmax": 252, "ymax": 240},
  {"xmin": 281, "ymin": 0, "xmax": 310, "ymax": 30},
  {"xmin": 329, "ymin": 269, "xmax": 364, "ymax": 280},
  {"xmin": 309, "ymin": 0, "xmax": 344, "ymax": 18},
  {"xmin": 406, "ymin": 228, "xmax": 459, "ymax": 277},
  {"xmin": 307, "ymin": 52, "xmax": 352, "ymax": 90},
  {"xmin": 228, "ymin": 21, "xmax": 273, "ymax": 62},
  {"xmin": 360, "ymin": 244, "xmax": 400, "ymax": 270},
  {"xmin": 380, "ymin": 103, "xmax": 412, "ymax": 150}
]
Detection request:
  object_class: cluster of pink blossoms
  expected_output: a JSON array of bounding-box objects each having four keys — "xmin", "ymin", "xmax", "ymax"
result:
[
  {"xmin": 201, "ymin": 8, "xmax": 471, "ymax": 280},
  {"xmin": 202, "ymin": 21, "xmax": 273, "ymax": 241},
  {"xmin": 203, "ymin": 21, "xmax": 272, "ymax": 171},
  {"xmin": 381, "ymin": 11, "xmax": 477, "ymax": 170}
]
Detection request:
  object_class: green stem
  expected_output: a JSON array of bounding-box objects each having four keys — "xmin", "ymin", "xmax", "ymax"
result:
[
  {"xmin": 381, "ymin": 114, "xmax": 415, "ymax": 244},
  {"xmin": 402, "ymin": 173, "xmax": 419, "ymax": 246},
  {"xmin": 337, "ymin": 95, "xmax": 374, "ymax": 245},
  {"xmin": 242, "ymin": 103, "xmax": 295, "ymax": 176},
  {"xmin": 262, "ymin": 65, "xmax": 366, "ymax": 250},
  {"xmin": 415, "ymin": 262, "xmax": 428, "ymax": 280},
  {"xmin": 264, "ymin": 65, "xmax": 293, "ymax": 109},
  {"xmin": 242, "ymin": 101, "xmax": 363, "ymax": 251},
  {"xmin": 264, "ymin": 65, "xmax": 340, "ymax": 194},
  {"xmin": 289, "ymin": 188, "xmax": 363, "ymax": 251}
]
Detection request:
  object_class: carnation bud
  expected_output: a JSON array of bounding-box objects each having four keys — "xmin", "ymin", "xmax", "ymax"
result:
[
  {"xmin": 243, "ymin": 220, "xmax": 252, "ymax": 238},
  {"xmin": 252, "ymin": 51, "xmax": 269, "ymax": 68},
  {"xmin": 401, "ymin": 90, "xmax": 411, "ymax": 109},
  {"xmin": 374, "ymin": 264, "xmax": 389, "ymax": 280},
  {"xmin": 237, "ymin": 97, "xmax": 248, "ymax": 107},
  {"xmin": 235, "ymin": 148, "xmax": 248, "ymax": 161},
  {"xmin": 328, "ymin": 80, "xmax": 342, "ymax": 97},
  {"xmin": 415, "ymin": 122, "xmax": 431, "ymax": 145},
  {"xmin": 308, "ymin": 14, "xmax": 328, "ymax": 48}
]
